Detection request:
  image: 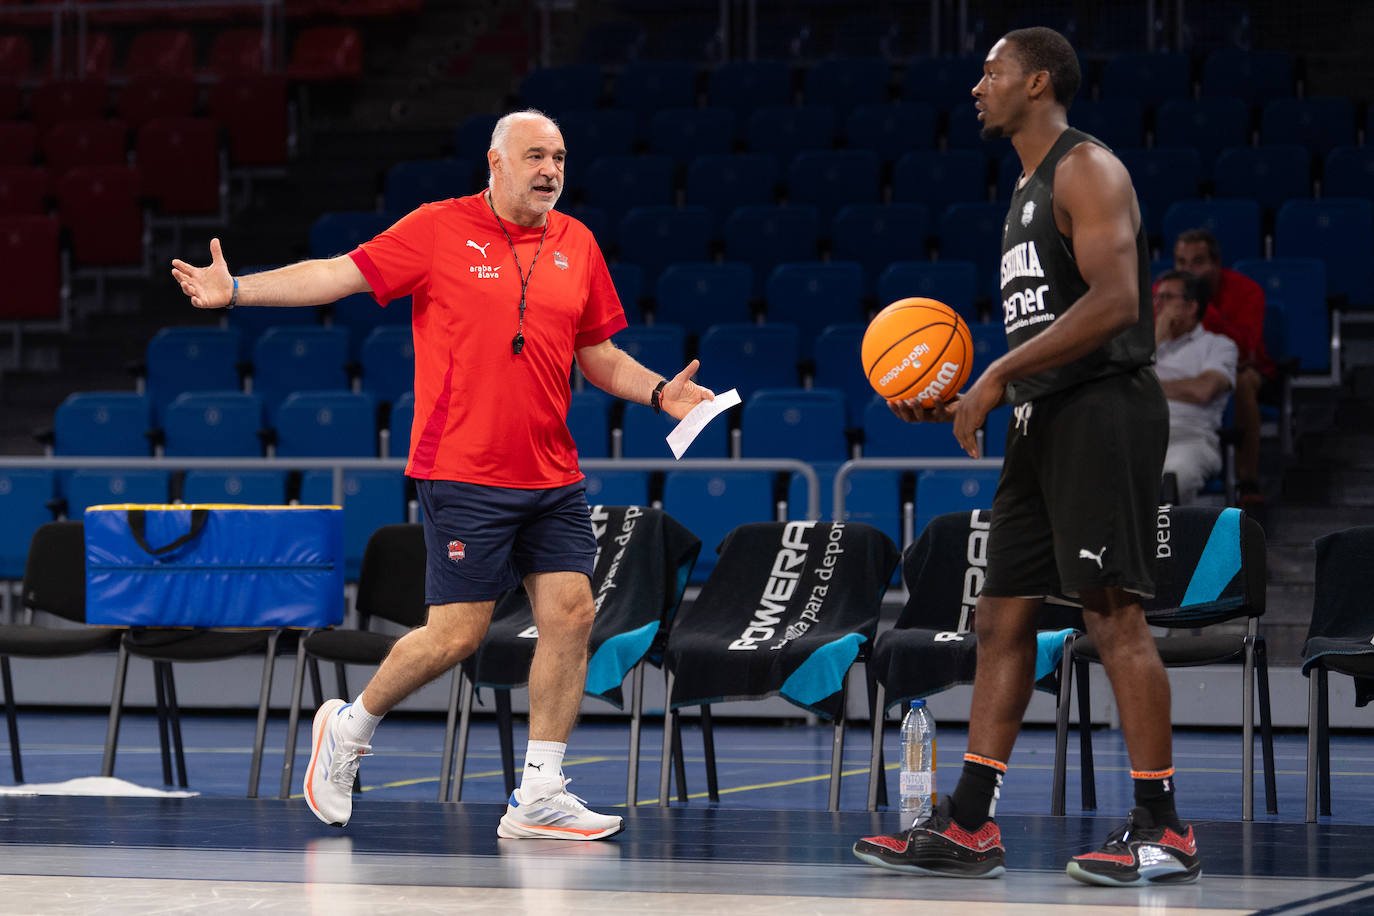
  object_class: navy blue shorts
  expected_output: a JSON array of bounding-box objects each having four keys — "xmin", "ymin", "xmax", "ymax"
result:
[{"xmin": 415, "ymin": 479, "xmax": 597, "ymax": 605}]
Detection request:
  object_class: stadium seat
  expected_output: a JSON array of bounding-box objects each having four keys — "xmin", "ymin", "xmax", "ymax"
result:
[
  {"xmin": 144, "ymin": 327, "xmax": 242, "ymax": 426},
  {"xmin": 582, "ymin": 469, "xmax": 651, "ymax": 507},
  {"xmin": 582, "ymin": 155, "xmax": 675, "ymax": 226},
  {"xmin": 1201, "ymin": 49, "xmax": 1292, "ymax": 105},
  {"xmin": 0, "ymin": 34, "xmax": 32, "ymax": 83},
  {"xmin": 558, "ymin": 108, "xmax": 636, "ymax": 176},
  {"xmin": 646, "ymin": 107, "xmax": 734, "ymax": 167},
  {"xmin": 843, "ymin": 101, "xmax": 937, "ymax": 162},
  {"xmin": 786, "ymin": 149, "xmax": 881, "ymax": 226},
  {"xmin": 0, "ymin": 471, "xmax": 57, "ymax": 580},
  {"xmin": 52, "ymin": 392, "xmax": 151, "ymax": 457},
  {"xmin": 43, "ymin": 119, "xmax": 126, "ymax": 178},
  {"xmin": 207, "ymin": 75, "xmax": 289, "ymax": 168},
  {"xmin": 1261, "ymin": 97, "xmax": 1356, "ymax": 159},
  {"xmin": 206, "ymin": 28, "xmax": 269, "ymax": 76},
  {"xmin": 685, "ymin": 153, "xmax": 779, "ymax": 235},
  {"xmin": 123, "ymin": 29, "xmax": 194, "ymax": 79},
  {"xmin": 137, "ymin": 117, "xmax": 222, "ymax": 216},
  {"xmin": 831, "ymin": 204, "xmax": 932, "ymax": 296},
  {"xmin": 608, "ymin": 262, "xmax": 643, "ymax": 325},
  {"xmin": 286, "ymin": 26, "xmax": 363, "ymax": 82},
  {"xmin": 892, "ymin": 150, "xmax": 988, "ymax": 227},
  {"xmin": 722, "ymin": 204, "xmax": 820, "ymax": 296},
  {"xmin": 1161, "ymin": 199, "xmax": 1262, "ymax": 266},
  {"xmin": 1070, "ymin": 99, "xmax": 1144, "ymax": 150},
  {"xmin": 764, "ymin": 261, "xmax": 864, "ymax": 352},
  {"xmin": 386, "ymin": 390, "xmax": 413, "ymax": 459},
  {"xmin": 0, "ymin": 215, "xmax": 61, "ymax": 321},
  {"xmin": 0, "ymin": 165, "xmax": 48, "ymax": 216},
  {"xmin": 275, "ymin": 391, "xmax": 376, "ymax": 458},
  {"xmin": 740, "ymin": 387, "xmax": 848, "ymax": 461},
  {"xmin": 0, "ymin": 123, "xmax": 38, "ymax": 168},
  {"xmin": 30, "ymin": 81, "xmax": 106, "ymax": 133},
  {"xmin": 862, "ymin": 395, "xmax": 964, "ymax": 458},
  {"xmin": 251, "ymin": 327, "xmax": 351, "ymax": 423},
  {"xmin": 612, "ymin": 324, "xmax": 685, "ymax": 378},
  {"xmin": 744, "ymin": 105, "xmax": 837, "ymax": 159},
  {"xmin": 301, "ymin": 468, "xmax": 406, "ymax": 580},
  {"xmin": 181, "ymin": 469, "xmax": 288, "ymax": 505},
  {"xmin": 937, "ymin": 202, "xmax": 1009, "ymax": 301},
  {"xmin": 813, "ymin": 323, "xmax": 869, "ymax": 427},
  {"xmin": 383, "ymin": 158, "xmax": 475, "ymax": 213},
  {"xmin": 162, "ymin": 391, "xmax": 263, "ymax": 458},
  {"xmin": 1154, "ymin": 97, "xmax": 1251, "ymax": 174},
  {"xmin": 968, "ymin": 320, "xmax": 1009, "ymax": 372},
  {"xmin": 901, "ymin": 56, "xmax": 984, "ymax": 113},
  {"xmin": 117, "ymin": 76, "xmax": 196, "ymax": 129},
  {"xmin": 697, "ymin": 322, "xmax": 801, "ymax": 402},
  {"xmin": 1100, "ymin": 52, "xmax": 1192, "ymax": 106},
  {"xmin": 63, "ymin": 469, "xmax": 170, "ymax": 517},
  {"xmin": 308, "ymin": 210, "xmax": 395, "ymax": 258},
  {"xmin": 358, "ymin": 326, "xmax": 414, "ymax": 407},
  {"xmin": 566, "ymin": 390, "xmax": 609, "ymax": 459},
  {"xmin": 1274, "ymin": 199, "xmax": 1373, "ymax": 308},
  {"xmin": 620, "ymin": 400, "xmax": 728, "ymax": 460},
  {"xmin": 1323, "ymin": 146, "xmax": 1374, "ymax": 200},
  {"xmin": 913, "ymin": 468, "xmax": 1000, "ymax": 536},
  {"xmin": 1234, "ymin": 257, "xmax": 1331, "ymax": 372},
  {"xmin": 706, "ymin": 60, "xmax": 793, "ymax": 123},
  {"xmin": 518, "ymin": 64, "xmax": 602, "ymax": 117},
  {"xmin": 615, "ymin": 61, "xmax": 699, "ymax": 126},
  {"xmin": 875, "ymin": 260, "xmax": 980, "ymax": 323},
  {"xmin": 981, "ymin": 403, "xmax": 1013, "ymax": 457},
  {"xmin": 1212, "ymin": 146, "xmax": 1311, "ymax": 215},
  {"xmin": 653, "ymin": 263, "xmax": 753, "ymax": 333},
  {"xmin": 804, "ymin": 56, "xmax": 890, "ymax": 109},
  {"xmin": 580, "ymin": 20, "xmax": 647, "ymax": 66},
  {"xmin": 617, "ymin": 205, "xmax": 712, "ymax": 294},
  {"xmin": 1115, "ymin": 147, "xmax": 1203, "ymax": 237},
  {"xmin": 660, "ymin": 471, "xmax": 776, "ymax": 582},
  {"xmin": 454, "ymin": 113, "xmax": 499, "ymax": 160},
  {"xmin": 223, "ymin": 294, "xmax": 320, "ymax": 361},
  {"xmin": 834, "ymin": 467, "xmax": 906, "ymax": 548}
]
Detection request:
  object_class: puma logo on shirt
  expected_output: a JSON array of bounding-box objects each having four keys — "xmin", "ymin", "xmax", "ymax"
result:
[{"xmin": 466, "ymin": 239, "xmax": 491, "ymax": 258}]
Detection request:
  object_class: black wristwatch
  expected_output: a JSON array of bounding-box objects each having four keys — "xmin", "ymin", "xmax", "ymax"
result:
[{"xmin": 650, "ymin": 379, "xmax": 668, "ymax": 414}]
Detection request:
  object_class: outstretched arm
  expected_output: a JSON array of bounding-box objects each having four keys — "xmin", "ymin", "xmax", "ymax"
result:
[
  {"xmin": 170, "ymin": 237, "xmax": 371, "ymax": 310},
  {"xmin": 575, "ymin": 339, "xmax": 714, "ymax": 421}
]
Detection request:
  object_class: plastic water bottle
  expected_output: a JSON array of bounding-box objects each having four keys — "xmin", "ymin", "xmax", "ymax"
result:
[{"xmin": 899, "ymin": 698, "xmax": 936, "ymax": 829}]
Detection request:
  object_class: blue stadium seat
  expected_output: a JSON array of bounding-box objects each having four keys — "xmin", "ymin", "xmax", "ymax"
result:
[
  {"xmin": 1212, "ymin": 146, "xmax": 1310, "ymax": 214},
  {"xmin": 981, "ymin": 403, "xmax": 1012, "ymax": 457},
  {"xmin": 968, "ymin": 320, "xmax": 1008, "ymax": 372},
  {"xmin": 582, "ymin": 469, "xmax": 651, "ymax": 507},
  {"xmin": 803, "ymin": 56, "xmax": 890, "ymax": 109},
  {"xmin": 567, "ymin": 389, "xmax": 609, "ymax": 459},
  {"xmin": 744, "ymin": 105, "xmax": 837, "ymax": 159},
  {"xmin": 1234, "ymin": 257, "xmax": 1330, "ymax": 372},
  {"xmin": 1161, "ymin": 199, "xmax": 1262, "ymax": 266},
  {"xmin": 579, "ymin": 21, "xmax": 646, "ymax": 66},
  {"xmin": 813, "ymin": 323, "xmax": 868, "ymax": 427},
  {"xmin": 608, "ymin": 262, "xmax": 643, "ymax": 326},
  {"xmin": 654, "ymin": 262, "xmax": 753, "ymax": 333},
  {"xmin": 1261, "ymin": 97, "xmax": 1356, "ymax": 159},
  {"xmin": 647, "ymin": 107, "xmax": 734, "ymax": 167},
  {"xmin": 382, "ymin": 158, "xmax": 474, "ymax": 213},
  {"xmin": 697, "ymin": 322, "xmax": 802, "ymax": 402},
  {"xmin": 705, "ymin": 60, "xmax": 793, "ymax": 124},
  {"xmin": 834, "ymin": 467, "xmax": 906, "ymax": 548},
  {"xmin": 1201, "ymin": 49, "xmax": 1292, "ymax": 106},
  {"xmin": 1115, "ymin": 147, "xmax": 1203, "ymax": 237},
  {"xmin": 685, "ymin": 152, "xmax": 779, "ymax": 236},
  {"xmin": 614, "ymin": 61, "xmax": 699, "ymax": 125},
  {"xmin": 454, "ymin": 113, "xmax": 499, "ymax": 160},
  {"xmin": 764, "ymin": 261, "xmax": 864, "ymax": 352},
  {"xmin": 913, "ymin": 468, "xmax": 1000, "ymax": 537},
  {"xmin": 1099, "ymin": 52, "xmax": 1191, "ymax": 106},
  {"xmin": 0, "ymin": 469, "xmax": 56, "ymax": 579},
  {"xmin": 162, "ymin": 391, "xmax": 262, "ymax": 457},
  {"xmin": 582, "ymin": 155, "xmax": 675, "ymax": 226},
  {"xmin": 844, "ymin": 102, "xmax": 937, "ymax": 162},
  {"xmin": 1154, "ymin": 98, "xmax": 1250, "ymax": 174},
  {"xmin": 64, "ymin": 469, "xmax": 170, "ymax": 517},
  {"xmin": 558, "ymin": 203, "xmax": 610, "ymax": 248},
  {"xmin": 274, "ymin": 391, "xmax": 376, "ymax": 458},
  {"xmin": 876, "ymin": 260, "xmax": 979, "ymax": 323},
  {"xmin": 612, "ymin": 324, "xmax": 686, "ymax": 378},
  {"xmin": 331, "ymin": 292, "xmax": 410, "ymax": 361},
  {"xmin": 224, "ymin": 299, "xmax": 319, "ymax": 362},
  {"xmin": 862, "ymin": 396, "xmax": 964, "ymax": 458},
  {"xmin": 251, "ymin": 327, "xmax": 350, "ymax": 423},
  {"xmin": 1324, "ymin": 147, "xmax": 1374, "ymax": 200},
  {"xmin": 786, "ymin": 149, "xmax": 881, "ymax": 226},
  {"xmin": 181, "ymin": 469, "xmax": 288, "ymax": 505},
  {"xmin": 387, "ymin": 390, "xmax": 413, "ymax": 460},
  {"xmin": 937, "ymin": 202, "xmax": 1008, "ymax": 301},
  {"xmin": 308, "ymin": 211, "xmax": 396, "ymax": 259},
  {"xmin": 831, "ymin": 203, "xmax": 931, "ymax": 296},
  {"xmin": 661, "ymin": 470, "xmax": 775, "ymax": 582},
  {"xmin": 740, "ymin": 387, "xmax": 848, "ymax": 461},
  {"xmin": 892, "ymin": 150, "xmax": 987, "ymax": 231},
  {"xmin": 301, "ymin": 468, "xmax": 406, "ymax": 580},
  {"xmin": 784, "ymin": 459, "xmax": 839, "ymax": 521},
  {"xmin": 518, "ymin": 64, "xmax": 603, "ymax": 116},
  {"xmin": 145, "ymin": 327, "xmax": 241, "ymax": 426},
  {"xmin": 620, "ymin": 402, "xmax": 728, "ymax": 459},
  {"xmin": 53, "ymin": 391, "xmax": 151, "ymax": 456},
  {"xmin": 557, "ymin": 108, "xmax": 637, "ymax": 178},
  {"xmin": 1070, "ymin": 99, "xmax": 1144, "ymax": 150},
  {"xmin": 945, "ymin": 107, "xmax": 1004, "ymax": 150},
  {"xmin": 901, "ymin": 56, "xmax": 983, "ymax": 112},
  {"xmin": 359, "ymin": 326, "xmax": 413, "ymax": 408},
  {"xmin": 617, "ymin": 205, "xmax": 712, "ymax": 294},
  {"xmin": 1274, "ymin": 199, "xmax": 1373, "ymax": 308},
  {"xmin": 723, "ymin": 204, "xmax": 820, "ymax": 296}
]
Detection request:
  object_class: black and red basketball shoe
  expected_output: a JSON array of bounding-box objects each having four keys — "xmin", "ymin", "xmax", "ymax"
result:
[
  {"xmin": 852, "ymin": 799, "xmax": 1006, "ymax": 878},
  {"xmin": 1066, "ymin": 807, "xmax": 1202, "ymax": 887}
]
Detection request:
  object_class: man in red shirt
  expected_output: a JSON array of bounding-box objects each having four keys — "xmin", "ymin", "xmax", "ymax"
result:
[
  {"xmin": 171, "ymin": 109, "xmax": 714, "ymax": 840},
  {"xmin": 1173, "ymin": 228, "xmax": 1273, "ymax": 502}
]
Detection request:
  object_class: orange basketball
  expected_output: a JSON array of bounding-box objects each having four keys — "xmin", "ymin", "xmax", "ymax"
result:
[{"xmin": 861, "ymin": 297, "xmax": 973, "ymax": 406}]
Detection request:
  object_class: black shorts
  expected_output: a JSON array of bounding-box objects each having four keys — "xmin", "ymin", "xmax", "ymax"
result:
[
  {"xmin": 416, "ymin": 479, "xmax": 597, "ymax": 605},
  {"xmin": 982, "ymin": 366, "xmax": 1168, "ymax": 600}
]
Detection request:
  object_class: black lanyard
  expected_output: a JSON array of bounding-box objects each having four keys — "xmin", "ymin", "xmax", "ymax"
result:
[{"xmin": 486, "ymin": 191, "xmax": 548, "ymax": 355}]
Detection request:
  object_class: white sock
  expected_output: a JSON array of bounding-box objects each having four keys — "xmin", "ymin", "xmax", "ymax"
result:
[
  {"xmin": 337, "ymin": 696, "xmax": 381, "ymax": 744},
  {"xmin": 520, "ymin": 740, "xmax": 566, "ymax": 797}
]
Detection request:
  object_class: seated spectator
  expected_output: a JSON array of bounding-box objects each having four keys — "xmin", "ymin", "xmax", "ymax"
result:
[
  {"xmin": 1155, "ymin": 270, "xmax": 1237, "ymax": 505},
  {"xmin": 1173, "ymin": 227, "xmax": 1273, "ymax": 504}
]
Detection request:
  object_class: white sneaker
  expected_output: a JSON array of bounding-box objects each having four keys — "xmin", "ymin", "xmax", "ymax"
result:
[
  {"xmin": 303, "ymin": 698, "xmax": 370, "ymax": 827},
  {"xmin": 497, "ymin": 778, "xmax": 624, "ymax": 840}
]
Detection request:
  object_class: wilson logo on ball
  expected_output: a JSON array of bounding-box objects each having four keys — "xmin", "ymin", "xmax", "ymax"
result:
[{"xmin": 861, "ymin": 298, "xmax": 973, "ymax": 407}]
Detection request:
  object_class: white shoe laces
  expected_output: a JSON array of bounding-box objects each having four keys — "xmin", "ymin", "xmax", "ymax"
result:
[
  {"xmin": 326, "ymin": 738, "xmax": 371, "ymax": 791},
  {"xmin": 528, "ymin": 777, "xmax": 590, "ymax": 811}
]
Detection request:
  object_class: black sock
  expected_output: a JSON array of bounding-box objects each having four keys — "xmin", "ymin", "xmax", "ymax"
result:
[
  {"xmin": 1132, "ymin": 767, "xmax": 1182, "ymax": 829},
  {"xmin": 949, "ymin": 754, "xmax": 1006, "ymax": 831}
]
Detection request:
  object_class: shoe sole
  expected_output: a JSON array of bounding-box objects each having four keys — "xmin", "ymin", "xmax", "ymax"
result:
[
  {"xmin": 1065, "ymin": 861, "xmax": 1202, "ymax": 887},
  {"xmin": 496, "ymin": 814, "xmax": 624, "ymax": 841},
  {"xmin": 852, "ymin": 845, "xmax": 1006, "ymax": 879},
  {"xmin": 303, "ymin": 698, "xmax": 348, "ymax": 828}
]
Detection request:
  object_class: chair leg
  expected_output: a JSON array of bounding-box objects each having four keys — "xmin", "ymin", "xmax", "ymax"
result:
[
  {"xmin": 1076, "ymin": 658, "xmax": 1096, "ymax": 811},
  {"xmin": 867, "ymin": 680, "xmax": 886, "ymax": 812},
  {"xmin": 495, "ymin": 688, "xmax": 515, "ymax": 796},
  {"xmin": 1318, "ymin": 667, "xmax": 1332, "ymax": 817},
  {"xmin": 161, "ymin": 663, "xmax": 188, "ymax": 789},
  {"xmin": 1051, "ymin": 636, "xmax": 1075, "ymax": 817},
  {"xmin": 333, "ymin": 662, "xmax": 349, "ymax": 704},
  {"xmin": 701, "ymin": 704, "xmax": 718, "ymax": 802},
  {"xmin": 247, "ymin": 630, "xmax": 279, "ymax": 798},
  {"xmin": 101, "ymin": 640, "xmax": 130, "ymax": 778},
  {"xmin": 280, "ymin": 637, "xmax": 309, "ymax": 799},
  {"xmin": 1255, "ymin": 638, "xmax": 1277, "ymax": 815},
  {"xmin": 307, "ymin": 658, "xmax": 325, "ymax": 708},
  {"xmin": 450, "ymin": 672, "xmax": 474, "ymax": 802},
  {"xmin": 438, "ymin": 667, "xmax": 460, "ymax": 803},
  {"xmin": 626, "ymin": 661, "xmax": 645, "ymax": 807},
  {"xmin": 1306, "ymin": 667, "xmax": 1319, "ymax": 823},
  {"xmin": 152, "ymin": 661, "xmax": 173, "ymax": 786},
  {"xmin": 658, "ymin": 669, "xmax": 675, "ymax": 807},
  {"xmin": 1241, "ymin": 634, "xmax": 1256, "ymax": 821},
  {"xmin": 827, "ymin": 673, "xmax": 848, "ymax": 813},
  {"xmin": 2, "ymin": 656, "xmax": 22, "ymax": 784},
  {"xmin": 672, "ymin": 710, "xmax": 688, "ymax": 802}
]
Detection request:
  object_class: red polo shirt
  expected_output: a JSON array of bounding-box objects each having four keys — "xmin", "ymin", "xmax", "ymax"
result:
[
  {"xmin": 349, "ymin": 193, "xmax": 626, "ymax": 486},
  {"xmin": 1204, "ymin": 267, "xmax": 1275, "ymax": 378}
]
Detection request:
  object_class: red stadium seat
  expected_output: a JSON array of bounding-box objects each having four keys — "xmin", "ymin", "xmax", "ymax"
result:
[
  {"xmin": 0, "ymin": 81, "xmax": 19, "ymax": 119},
  {"xmin": 0, "ymin": 35, "xmax": 31, "ymax": 82},
  {"xmin": 0, "ymin": 122, "xmax": 38, "ymax": 167},
  {"xmin": 117, "ymin": 76, "xmax": 197, "ymax": 128},
  {"xmin": 207, "ymin": 29, "xmax": 267, "ymax": 76},
  {"xmin": 137, "ymin": 116, "xmax": 222, "ymax": 215},
  {"xmin": 30, "ymin": 80, "xmax": 107, "ymax": 132},
  {"xmin": 42, "ymin": 119, "xmax": 128, "ymax": 179},
  {"xmin": 43, "ymin": 34, "xmax": 114, "ymax": 80},
  {"xmin": 0, "ymin": 215, "xmax": 62, "ymax": 320},
  {"xmin": 207, "ymin": 75, "xmax": 288, "ymax": 167},
  {"xmin": 58, "ymin": 164, "xmax": 143, "ymax": 267},
  {"xmin": 286, "ymin": 26, "xmax": 362, "ymax": 82},
  {"xmin": 124, "ymin": 30, "xmax": 195, "ymax": 79},
  {"xmin": 0, "ymin": 166, "xmax": 49, "ymax": 215}
]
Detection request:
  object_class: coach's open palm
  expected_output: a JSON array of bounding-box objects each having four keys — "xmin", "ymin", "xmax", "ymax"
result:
[
  {"xmin": 171, "ymin": 237, "xmax": 234, "ymax": 309},
  {"xmin": 660, "ymin": 359, "xmax": 715, "ymax": 421}
]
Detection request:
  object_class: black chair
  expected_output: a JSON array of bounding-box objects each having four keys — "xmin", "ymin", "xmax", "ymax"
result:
[
  {"xmin": 863, "ymin": 510, "xmax": 1085, "ymax": 814},
  {"xmin": 0, "ymin": 521, "xmax": 121, "ymax": 784},
  {"xmin": 1053, "ymin": 505, "xmax": 1276, "ymax": 821},
  {"xmin": 277, "ymin": 523, "xmax": 460, "ymax": 800},
  {"xmin": 450, "ymin": 505, "xmax": 700, "ymax": 805},
  {"xmin": 1302, "ymin": 525, "xmax": 1374, "ymax": 822},
  {"xmin": 659, "ymin": 520, "xmax": 900, "ymax": 810}
]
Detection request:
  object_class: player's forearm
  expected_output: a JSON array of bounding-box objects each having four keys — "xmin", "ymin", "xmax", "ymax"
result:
[
  {"xmin": 988, "ymin": 287, "xmax": 1139, "ymax": 386},
  {"xmin": 236, "ymin": 256, "xmax": 368, "ymax": 308}
]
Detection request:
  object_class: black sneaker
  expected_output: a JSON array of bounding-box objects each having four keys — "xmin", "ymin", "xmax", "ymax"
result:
[
  {"xmin": 1066, "ymin": 807, "xmax": 1201, "ymax": 887},
  {"xmin": 852, "ymin": 799, "xmax": 1006, "ymax": 878}
]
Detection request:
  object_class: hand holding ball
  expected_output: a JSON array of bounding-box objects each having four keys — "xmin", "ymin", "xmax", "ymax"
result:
[{"xmin": 861, "ymin": 298, "xmax": 973, "ymax": 407}]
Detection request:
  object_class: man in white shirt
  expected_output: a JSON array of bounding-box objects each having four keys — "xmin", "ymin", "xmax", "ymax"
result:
[{"xmin": 1154, "ymin": 270, "xmax": 1238, "ymax": 504}]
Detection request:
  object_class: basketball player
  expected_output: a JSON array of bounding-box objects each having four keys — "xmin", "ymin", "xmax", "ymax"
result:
[{"xmin": 852, "ymin": 28, "xmax": 1200, "ymax": 886}]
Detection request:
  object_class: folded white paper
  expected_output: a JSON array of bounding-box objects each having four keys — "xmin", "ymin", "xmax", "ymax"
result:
[{"xmin": 666, "ymin": 388, "xmax": 742, "ymax": 459}]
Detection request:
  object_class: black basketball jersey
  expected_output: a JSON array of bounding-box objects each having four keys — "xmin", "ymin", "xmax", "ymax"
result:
[{"xmin": 999, "ymin": 127, "xmax": 1153, "ymax": 404}]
